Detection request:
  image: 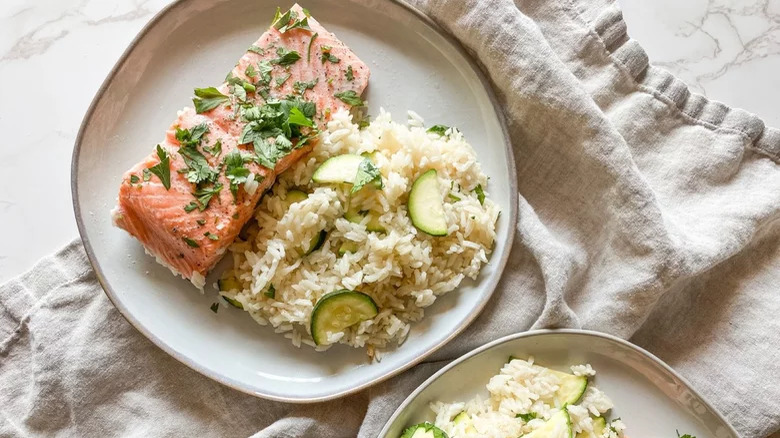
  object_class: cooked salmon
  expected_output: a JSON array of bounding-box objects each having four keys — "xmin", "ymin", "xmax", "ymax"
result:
[{"xmin": 111, "ymin": 4, "xmax": 370, "ymax": 287}]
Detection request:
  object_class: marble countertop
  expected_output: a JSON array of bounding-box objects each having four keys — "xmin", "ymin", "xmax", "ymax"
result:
[{"xmin": 0, "ymin": 0, "xmax": 778, "ymax": 283}]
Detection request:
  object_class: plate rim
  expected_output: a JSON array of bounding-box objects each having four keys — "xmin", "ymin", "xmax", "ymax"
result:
[
  {"xmin": 377, "ymin": 329, "xmax": 739, "ymax": 437},
  {"xmin": 70, "ymin": 0, "xmax": 518, "ymax": 402}
]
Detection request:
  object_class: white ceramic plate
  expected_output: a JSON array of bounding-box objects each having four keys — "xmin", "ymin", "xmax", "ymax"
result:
[
  {"xmin": 72, "ymin": 0, "xmax": 516, "ymax": 402},
  {"xmin": 379, "ymin": 330, "xmax": 738, "ymax": 438}
]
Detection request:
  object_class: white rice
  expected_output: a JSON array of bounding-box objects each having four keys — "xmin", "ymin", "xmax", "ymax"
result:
[
  {"xmin": 430, "ymin": 357, "xmax": 626, "ymax": 438},
  {"xmin": 222, "ymin": 108, "xmax": 499, "ymax": 351}
]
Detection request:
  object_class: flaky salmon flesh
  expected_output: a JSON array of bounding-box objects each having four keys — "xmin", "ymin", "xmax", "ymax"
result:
[{"xmin": 111, "ymin": 4, "xmax": 369, "ymax": 287}]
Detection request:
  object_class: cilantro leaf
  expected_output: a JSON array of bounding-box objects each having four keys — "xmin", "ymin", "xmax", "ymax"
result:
[
  {"xmin": 204, "ymin": 231, "xmax": 219, "ymax": 241},
  {"xmin": 346, "ymin": 65, "xmax": 354, "ymax": 81},
  {"xmin": 142, "ymin": 168, "xmax": 152, "ymax": 181},
  {"xmin": 515, "ymin": 412, "xmax": 537, "ymax": 422},
  {"xmin": 272, "ymin": 8, "xmax": 312, "ymax": 33},
  {"xmin": 192, "ymin": 87, "xmax": 229, "ymax": 113},
  {"xmin": 184, "ymin": 202, "xmax": 198, "ymax": 213},
  {"xmin": 275, "ymin": 72, "xmax": 291, "ymax": 87},
  {"xmin": 474, "ymin": 184, "xmax": 485, "ymax": 205},
  {"xmin": 334, "ymin": 90, "xmax": 364, "ymax": 106},
  {"xmin": 676, "ymin": 431, "xmax": 696, "ymax": 438},
  {"xmin": 183, "ymin": 237, "xmax": 200, "ymax": 248},
  {"xmin": 288, "ymin": 107, "xmax": 314, "ymax": 127},
  {"xmin": 129, "ymin": 174, "xmax": 139, "ymax": 184},
  {"xmin": 245, "ymin": 64, "xmax": 257, "ymax": 78},
  {"xmin": 178, "ymin": 141, "xmax": 218, "ymax": 186},
  {"xmin": 427, "ymin": 124, "xmax": 450, "ymax": 136},
  {"xmin": 293, "ymin": 78, "xmax": 318, "ymax": 94},
  {"xmin": 352, "ymin": 158, "xmax": 382, "ymax": 194},
  {"xmin": 254, "ymin": 136, "xmax": 292, "ymax": 169},
  {"xmin": 271, "ymin": 47, "xmax": 301, "ymax": 66},
  {"xmin": 148, "ymin": 145, "xmax": 171, "ymax": 190},
  {"xmin": 247, "ymin": 45, "xmax": 264, "ymax": 55},
  {"xmin": 223, "ymin": 151, "xmax": 251, "ymax": 197},
  {"xmin": 204, "ymin": 139, "xmax": 222, "ymax": 157},
  {"xmin": 257, "ymin": 60, "xmax": 273, "ymax": 85},
  {"xmin": 193, "ymin": 184, "xmax": 223, "ymax": 211},
  {"xmin": 264, "ymin": 284, "xmax": 276, "ymax": 299}
]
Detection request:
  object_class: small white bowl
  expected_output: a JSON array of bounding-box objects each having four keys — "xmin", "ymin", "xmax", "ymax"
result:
[{"xmin": 379, "ymin": 330, "xmax": 738, "ymax": 438}]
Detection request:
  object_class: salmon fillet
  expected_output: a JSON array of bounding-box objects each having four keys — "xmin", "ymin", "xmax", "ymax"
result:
[{"xmin": 112, "ymin": 4, "xmax": 369, "ymax": 287}]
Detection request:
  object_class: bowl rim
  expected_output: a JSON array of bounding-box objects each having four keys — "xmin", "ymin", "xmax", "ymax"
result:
[
  {"xmin": 70, "ymin": 0, "xmax": 518, "ymax": 402},
  {"xmin": 377, "ymin": 329, "xmax": 740, "ymax": 437}
]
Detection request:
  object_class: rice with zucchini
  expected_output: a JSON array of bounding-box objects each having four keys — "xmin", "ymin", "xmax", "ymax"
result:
[
  {"xmin": 219, "ymin": 108, "xmax": 498, "ymax": 354},
  {"xmin": 401, "ymin": 358, "xmax": 626, "ymax": 438}
]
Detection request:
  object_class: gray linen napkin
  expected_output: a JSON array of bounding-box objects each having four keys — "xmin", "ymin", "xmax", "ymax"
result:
[{"xmin": 2, "ymin": 0, "xmax": 779, "ymax": 437}]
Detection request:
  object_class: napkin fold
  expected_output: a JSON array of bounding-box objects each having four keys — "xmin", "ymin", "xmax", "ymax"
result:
[{"xmin": 2, "ymin": 0, "xmax": 779, "ymax": 437}]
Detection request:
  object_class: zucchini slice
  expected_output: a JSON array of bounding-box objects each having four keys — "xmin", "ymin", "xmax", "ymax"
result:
[
  {"xmin": 345, "ymin": 206, "xmax": 386, "ymax": 232},
  {"xmin": 286, "ymin": 189, "xmax": 309, "ymax": 203},
  {"xmin": 548, "ymin": 369, "xmax": 588, "ymax": 405},
  {"xmin": 218, "ymin": 276, "xmax": 242, "ymax": 292},
  {"xmin": 453, "ymin": 411, "xmax": 476, "ymax": 433},
  {"xmin": 221, "ymin": 295, "xmax": 244, "ymax": 309},
  {"xmin": 575, "ymin": 417, "xmax": 607, "ymax": 438},
  {"xmin": 312, "ymin": 154, "xmax": 365, "ymax": 184},
  {"xmin": 399, "ymin": 422, "xmax": 448, "ymax": 438},
  {"xmin": 408, "ymin": 169, "xmax": 448, "ymax": 236},
  {"xmin": 306, "ymin": 230, "xmax": 327, "ymax": 255},
  {"xmin": 525, "ymin": 408, "xmax": 572, "ymax": 438},
  {"xmin": 338, "ymin": 240, "xmax": 359, "ymax": 256},
  {"xmin": 310, "ymin": 290, "xmax": 378, "ymax": 345}
]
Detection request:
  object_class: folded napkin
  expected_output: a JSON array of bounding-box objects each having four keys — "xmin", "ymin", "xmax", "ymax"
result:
[{"xmin": 2, "ymin": 0, "xmax": 779, "ymax": 437}]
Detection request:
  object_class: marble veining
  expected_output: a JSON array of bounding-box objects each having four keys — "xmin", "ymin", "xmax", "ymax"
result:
[{"xmin": 0, "ymin": 0, "xmax": 778, "ymax": 282}]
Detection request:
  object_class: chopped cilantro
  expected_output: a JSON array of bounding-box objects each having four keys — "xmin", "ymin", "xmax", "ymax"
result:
[
  {"xmin": 210, "ymin": 302, "xmax": 219, "ymax": 313},
  {"xmin": 320, "ymin": 46, "xmax": 339, "ymax": 63},
  {"xmin": 175, "ymin": 123, "xmax": 209, "ymax": 147},
  {"xmin": 223, "ymin": 151, "xmax": 251, "ymax": 197},
  {"xmin": 264, "ymin": 284, "xmax": 276, "ymax": 299},
  {"xmin": 288, "ymin": 107, "xmax": 314, "ymax": 127},
  {"xmin": 448, "ymin": 193, "xmax": 461, "ymax": 202},
  {"xmin": 196, "ymin": 219, "xmax": 206, "ymax": 226},
  {"xmin": 293, "ymin": 78, "xmax": 318, "ymax": 94},
  {"xmin": 204, "ymin": 231, "xmax": 219, "ymax": 241},
  {"xmin": 142, "ymin": 168, "xmax": 152, "ymax": 181},
  {"xmin": 351, "ymin": 158, "xmax": 382, "ymax": 193},
  {"xmin": 177, "ymin": 143, "xmax": 215, "ymax": 185},
  {"xmin": 676, "ymin": 431, "xmax": 695, "ymax": 438},
  {"xmin": 147, "ymin": 145, "xmax": 171, "ymax": 190},
  {"xmin": 193, "ymin": 184, "xmax": 223, "ymax": 211},
  {"xmin": 257, "ymin": 60, "xmax": 273, "ymax": 85},
  {"xmin": 474, "ymin": 184, "xmax": 485, "ymax": 205},
  {"xmin": 271, "ymin": 47, "xmax": 301, "ymax": 66},
  {"xmin": 129, "ymin": 174, "xmax": 139, "ymax": 184},
  {"xmin": 272, "ymin": 8, "xmax": 312, "ymax": 33},
  {"xmin": 254, "ymin": 136, "xmax": 291, "ymax": 169},
  {"xmin": 275, "ymin": 72, "xmax": 291, "ymax": 87},
  {"xmin": 248, "ymin": 45, "xmax": 264, "ymax": 55},
  {"xmin": 515, "ymin": 412, "xmax": 537, "ymax": 422},
  {"xmin": 334, "ymin": 90, "xmax": 363, "ymax": 106},
  {"xmin": 307, "ymin": 32, "xmax": 318, "ymax": 62},
  {"xmin": 245, "ymin": 64, "xmax": 258, "ymax": 78},
  {"xmin": 192, "ymin": 87, "xmax": 229, "ymax": 113},
  {"xmin": 184, "ymin": 202, "xmax": 198, "ymax": 213},
  {"xmin": 427, "ymin": 124, "xmax": 450, "ymax": 136},
  {"xmin": 204, "ymin": 139, "xmax": 222, "ymax": 157},
  {"xmin": 183, "ymin": 237, "xmax": 200, "ymax": 248},
  {"xmin": 346, "ymin": 65, "xmax": 354, "ymax": 81}
]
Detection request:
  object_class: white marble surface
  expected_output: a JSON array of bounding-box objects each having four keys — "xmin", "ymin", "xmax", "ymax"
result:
[{"xmin": 0, "ymin": 0, "xmax": 778, "ymax": 283}]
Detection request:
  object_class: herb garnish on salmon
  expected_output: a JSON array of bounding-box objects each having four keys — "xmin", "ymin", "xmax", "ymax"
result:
[{"xmin": 111, "ymin": 4, "xmax": 370, "ymax": 287}]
